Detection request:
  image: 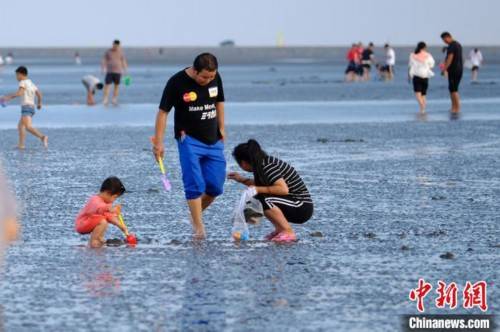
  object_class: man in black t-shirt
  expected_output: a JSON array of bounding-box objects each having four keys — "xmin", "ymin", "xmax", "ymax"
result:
[
  {"xmin": 441, "ymin": 32, "xmax": 463, "ymax": 114},
  {"xmin": 152, "ymin": 53, "xmax": 226, "ymax": 239},
  {"xmin": 361, "ymin": 42, "xmax": 375, "ymax": 81}
]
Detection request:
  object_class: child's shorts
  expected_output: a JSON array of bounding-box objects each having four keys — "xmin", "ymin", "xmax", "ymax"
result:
[
  {"xmin": 21, "ymin": 105, "xmax": 36, "ymax": 117},
  {"xmin": 177, "ymin": 135, "xmax": 226, "ymax": 200},
  {"xmin": 76, "ymin": 215, "xmax": 107, "ymax": 234}
]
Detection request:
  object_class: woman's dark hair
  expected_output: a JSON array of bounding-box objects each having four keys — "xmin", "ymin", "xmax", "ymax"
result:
[
  {"xmin": 193, "ymin": 53, "xmax": 218, "ymax": 72},
  {"xmin": 100, "ymin": 176, "xmax": 126, "ymax": 196},
  {"xmin": 232, "ymin": 139, "xmax": 268, "ymax": 183},
  {"xmin": 414, "ymin": 42, "xmax": 427, "ymax": 54}
]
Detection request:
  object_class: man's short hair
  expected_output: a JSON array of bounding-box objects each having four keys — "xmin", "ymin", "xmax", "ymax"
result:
[
  {"xmin": 96, "ymin": 83, "xmax": 104, "ymax": 90},
  {"xmin": 15, "ymin": 66, "xmax": 28, "ymax": 76},
  {"xmin": 113, "ymin": 39, "xmax": 120, "ymax": 45},
  {"xmin": 384, "ymin": 43, "xmax": 389, "ymax": 48},
  {"xmin": 193, "ymin": 53, "xmax": 218, "ymax": 72},
  {"xmin": 441, "ymin": 32, "xmax": 451, "ymax": 39}
]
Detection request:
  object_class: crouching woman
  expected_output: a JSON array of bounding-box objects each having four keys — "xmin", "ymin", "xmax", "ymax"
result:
[{"xmin": 228, "ymin": 139, "xmax": 313, "ymax": 242}]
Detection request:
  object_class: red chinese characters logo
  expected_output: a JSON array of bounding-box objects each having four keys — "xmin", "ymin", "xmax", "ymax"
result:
[
  {"xmin": 463, "ymin": 281, "xmax": 488, "ymax": 312},
  {"xmin": 409, "ymin": 279, "xmax": 488, "ymax": 312},
  {"xmin": 435, "ymin": 280, "xmax": 458, "ymax": 309},
  {"xmin": 409, "ymin": 279, "xmax": 433, "ymax": 312}
]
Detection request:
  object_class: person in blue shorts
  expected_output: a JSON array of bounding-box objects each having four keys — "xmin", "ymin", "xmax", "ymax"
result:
[{"xmin": 152, "ymin": 53, "xmax": 226, "ymax": 239}]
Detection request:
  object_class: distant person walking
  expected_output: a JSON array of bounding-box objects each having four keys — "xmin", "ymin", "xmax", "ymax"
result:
[
  {"xmin": 468, "ymin": 48, "xmax": 483, "ymax": 82},
  {"xmin": 361, "ymin": 42, "xmax": 375, "ymax": 81},
  {"xmin": 0, "ymin": 66, "xmax": 48, "ymax": 149},
  {"xmin": 74, "ymin": 51, "xmax": 82, "ymax": 65},
  {"xmin": 5, "ymin": 53, "xmax": 14, "ymax": 65},
  {"xmin": 408, "ymin": 42, "xmax": 435, "ymax": 113},
  {"xmin": 440, "ymin": 32, "xmax": 463, "ymax": 114},
  {"xmin": 101, "ymin": 40, "xmax": 128, "ymax": 106},
  {"xmin": 82, "ymin": 75, "xmax": 104, "ymax": 106}
]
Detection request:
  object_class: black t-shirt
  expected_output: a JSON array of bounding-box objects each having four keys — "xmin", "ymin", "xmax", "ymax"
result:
[
  {"xmin": 362, "ymin": 49, "xmax": 373, "ymax": 61},
  {"xmin": 446, "ymin": 41, "xmax": 463, "ymax": 75},
  {"xmin": 159, "ymin": 69, "xmax": 225, "ymax": 145}
]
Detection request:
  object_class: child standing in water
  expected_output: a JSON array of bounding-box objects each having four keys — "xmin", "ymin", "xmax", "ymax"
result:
[
  {"xmin": 75, "ymin": 177, "xmax": 128, "ymax": 248},
  {"xmin": 0, "ymin": 66, "xmax": 48, "ymax": 149}
]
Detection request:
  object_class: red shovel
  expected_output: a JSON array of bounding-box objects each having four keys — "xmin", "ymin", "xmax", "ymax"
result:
[{"xmin": 116, "ymin": 205, "xmax": 137, "ymax": 245}]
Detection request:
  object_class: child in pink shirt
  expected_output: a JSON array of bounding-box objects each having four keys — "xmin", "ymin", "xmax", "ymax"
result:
[{"xmin": 75, "ymin": 176, "xmax": 127, "ymax": 247}]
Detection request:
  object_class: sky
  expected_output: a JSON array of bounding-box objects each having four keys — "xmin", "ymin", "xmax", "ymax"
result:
[{"xmin": 0, "ymin": 0, "xmax": 498, "ymax": 47}]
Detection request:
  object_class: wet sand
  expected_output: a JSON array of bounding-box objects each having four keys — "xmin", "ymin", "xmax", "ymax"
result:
[{"xmin": 0, "ymin": 116, "xmax": 498, "ymax": 331}]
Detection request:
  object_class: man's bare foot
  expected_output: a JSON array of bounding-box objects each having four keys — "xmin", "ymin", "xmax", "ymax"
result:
[
  {"xmin": 103, "ymin": 98, "xmax": 109, "ymax": 106},
  {"xmin": 41, "ymin": 136, "xmax": 48, "ymax": 149},
  {"xmin": 90, "ymin": 239, "xmax": 105, "ymax": 248},
  {"xmin": 193, "ymin": 231, "xmax": 206, "ymax": 240},
  {"xmin": 17, "ymin": 145, "xmax": 25, "ymax": 150},
  {"xmin": 112, "ymin": 98, "xmax": 118, "ymax": 106}
]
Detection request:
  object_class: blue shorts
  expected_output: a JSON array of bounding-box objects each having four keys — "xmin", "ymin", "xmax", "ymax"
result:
[
  {"xmin": 21, "ymin": 105, "xmax": 35, "ymax": 117},
  {"xmin": 177, "ymin": 135, "xmax": 226, "ymax": 200}
]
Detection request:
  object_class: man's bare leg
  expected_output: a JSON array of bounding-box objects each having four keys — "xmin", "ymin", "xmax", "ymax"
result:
[
  {"xmin": 187, "ymin": 197, "xmax": 205, "ymax": 239},
  {"xmin": 112, "ymin": 84, "xmax": 120, "ymax": 105},
  {"xmin": 451, "ymin": 92, "xmax": 461, "ymax": 113},
  {"xmin": 103, "ymin": 84, "xmax": 111, "ymax": 105},
  {"xmin": 201, "ymin": 194, "xmax": 215, "ymax": 210}
]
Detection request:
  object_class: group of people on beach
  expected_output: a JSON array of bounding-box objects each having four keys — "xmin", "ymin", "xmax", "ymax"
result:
[
  {"xmin": 345, "ymin": 32, "xmax": 484, "ymax": 115},
  {"xmin": 409, "ymin": 32, "xmax": 465, "ymax": 114},
  {"xmin": 75, "ymin": 53, "xmax": 314, "ymax": 247},
  {"xmin": 0, "ymin": 32, "xmax": 484, "ymax": 247},
  {"xmin": 345, "ymin": 43, "xmax": 396, "ymax": 82},
  {"xmin": 0, "ymin": 51, "xmax": 315, "ymax": 247},
  {"xmin": 81, "ymin": 40, "xmax": 128, "ymax": 106}
]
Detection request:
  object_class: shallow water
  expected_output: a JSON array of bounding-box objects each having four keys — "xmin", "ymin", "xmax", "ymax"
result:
[
  {"xmin": 1, "ymin": 60, "xmax": 500, "ymax": 105},
  {"xmin": 0, "ymin": 116, "xmax": 499, "ymax": 331}
]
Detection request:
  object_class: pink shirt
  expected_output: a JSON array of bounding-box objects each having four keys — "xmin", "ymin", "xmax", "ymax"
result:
[{"xmin": 75, "ymin": 195, "xmax": 116, "ymax": 225}]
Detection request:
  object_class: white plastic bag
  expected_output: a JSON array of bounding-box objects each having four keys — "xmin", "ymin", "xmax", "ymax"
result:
[{"xmin": 231, "ymin": 190, "xmax": 251, "ymax": 241}]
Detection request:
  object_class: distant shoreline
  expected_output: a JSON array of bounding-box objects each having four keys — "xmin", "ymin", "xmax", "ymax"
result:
[{"xmin": 1, "ymin": 46, "xmax": 499, "ymax": 64}]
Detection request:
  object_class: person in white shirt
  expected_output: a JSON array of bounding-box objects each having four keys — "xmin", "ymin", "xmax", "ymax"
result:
[
  {"xmin": 378, "ymin": 44, "xmax": 396, "ymax": 80},
  {"xmin": 469, "ymin": 48, "xmax": 483, "ymax": 82},
  {"xmin": 0, "ymin": 66, "xmax": 48, "ymax": 149},
  {"xmin": 82, "ymin": 75, "xmax": 104, "ymax": 105},
  {"xmin": 408, "ymin": 42, "xmax": 435, "ymax": 113}
]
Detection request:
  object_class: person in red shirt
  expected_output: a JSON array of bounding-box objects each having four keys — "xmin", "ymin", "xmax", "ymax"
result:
[
  {"xmin": 75, "ymin": 177, "xmax": 128, "ymax": 248},
  {"xmin": 345, "ymin": 44, "xmax": 361, "ymax": 82}
]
